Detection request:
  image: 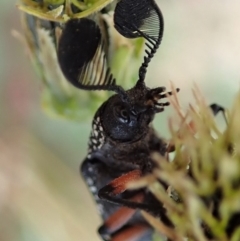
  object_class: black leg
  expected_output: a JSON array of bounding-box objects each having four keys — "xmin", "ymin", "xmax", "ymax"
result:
[{"xmin": 209, "ymin": 103, "xmax": 227, "ymax": 124}]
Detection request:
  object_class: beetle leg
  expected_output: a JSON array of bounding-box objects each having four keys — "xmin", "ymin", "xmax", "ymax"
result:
[
  {"xmin": 111, "ymin": 224, "xmax": 152, "ymax": 241},
  {"xmin": 98, "ymin": 170, "xmax": 171, "ymax": 219},
  {"xmin": 98, "ymin": 193, "xmax": 155, "ymax": 241},
  {"xmin": 98, "ymin": 194, "xmax": 152, "ymax": 241},
  {"xmin": 209, "ymin": 103, "xmax": 227, "ymax": 124},
  {"xmin": 99, "ymin": 169, "xmax": 142, "ymax": 196},
  {"xmin": 99, "ymin": 193, "xmax": 144, "ymax": 236},
  {"xmin": 209, "ymin": 103, "xmax": 225, "ymax": 116}
]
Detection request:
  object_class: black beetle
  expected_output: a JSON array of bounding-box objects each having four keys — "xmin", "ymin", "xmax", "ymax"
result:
[{"xmin": 57, "ymin": 0, "xmax": 178, "ymax": 240}]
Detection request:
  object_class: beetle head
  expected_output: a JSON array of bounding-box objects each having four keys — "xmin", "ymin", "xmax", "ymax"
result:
[{"xmin": 99, "ymin": 80, "xmax": 172, "ymax": 142}]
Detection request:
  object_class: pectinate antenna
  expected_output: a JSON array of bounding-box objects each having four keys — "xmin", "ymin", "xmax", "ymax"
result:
[
  {"xmin": 114, "ymin": 0, "xmax": 164, "ymax": 85},
  {"xmin": 57, "ymin": 18, "xmax": 127, "ymax": 99}
]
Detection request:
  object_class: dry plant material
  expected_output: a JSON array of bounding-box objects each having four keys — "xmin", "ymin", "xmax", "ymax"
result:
[{"xmin": 131, "ymin": 87, "xmax": 240, "ymax": 241}]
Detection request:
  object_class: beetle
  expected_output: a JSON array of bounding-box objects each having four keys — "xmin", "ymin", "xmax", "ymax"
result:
[
  {"xmin": 56, "ymin": 0, "xmax": 240, "ymax": 240},
  {"xmin": 57, "ymin": 0, "xmax": 178, "ymax": 240}
]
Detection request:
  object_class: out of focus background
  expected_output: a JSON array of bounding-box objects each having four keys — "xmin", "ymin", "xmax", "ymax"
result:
[{"xmin": 1, "ymin": 1, "xmax": 240, "ymax": 241}]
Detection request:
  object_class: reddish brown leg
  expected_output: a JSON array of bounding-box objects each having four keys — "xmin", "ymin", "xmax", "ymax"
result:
[
  {"xmin": 104, "ymin": 169, "xmax": 142, "ymax": 195},
  {"xmin": 99, "ymin": 193, "xmax": 149, "ymax": 241},
  {"xmin": 99, "ymin": 193, "xmax": 144, "ymax": 235},
  {"xmin": 111, "ymin": 224, "xmax": 151, "ymax": 241},
  {"xmin": 98, "ymin": 169, "xmax": 168, "ymax": 217}
]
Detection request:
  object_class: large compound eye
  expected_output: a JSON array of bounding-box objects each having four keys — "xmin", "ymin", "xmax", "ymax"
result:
[{"xmin": 114, "ymin": 105, "xmax": 129, "ymax": 123}]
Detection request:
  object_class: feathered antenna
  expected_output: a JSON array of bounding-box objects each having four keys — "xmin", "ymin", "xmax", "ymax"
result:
[
  {"xmin": 57, "ymin": 18, "xmax": 127, "ymax": 98},
  {"xmin": 58, "ymin": 0, "xmax": 164, "ymax": 102},
  {"xmin": 114, "ymin": 0, "xmax": 164, "ymax": 85}
]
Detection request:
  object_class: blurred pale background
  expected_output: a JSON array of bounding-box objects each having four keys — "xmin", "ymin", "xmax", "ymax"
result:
[{"xmin": 1, "ymin": 1, "xmax": 240, "ymax": 241}]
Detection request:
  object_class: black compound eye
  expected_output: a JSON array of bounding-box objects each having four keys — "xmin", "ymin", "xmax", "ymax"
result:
[
  {"xmin": 120, "ymin": 109, "xmax": 128, "ymax": 119},
  {"xmin": 114, "ymin": 106, "xmax": 129, "ymax": 123}
]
